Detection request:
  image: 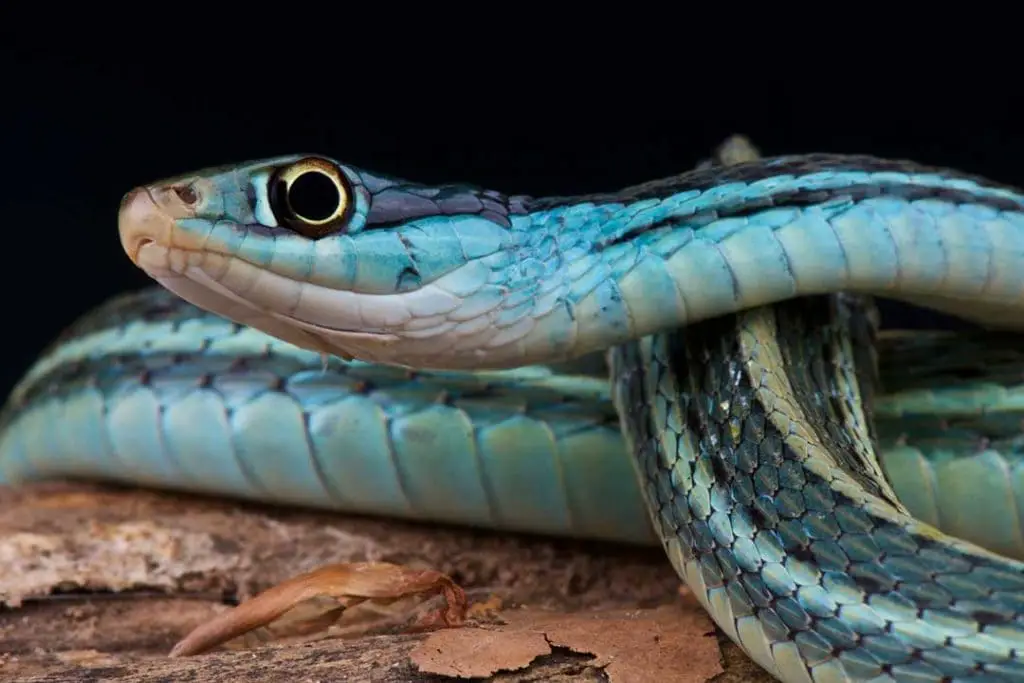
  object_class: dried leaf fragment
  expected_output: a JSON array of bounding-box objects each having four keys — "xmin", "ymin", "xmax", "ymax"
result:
[
  {"xmin": 411, "ymin": 628, "xmax": 552, "ymax": 678},
  {"xmin": 411, "ymin": 597, "xmax": 722, "ymax": 683},
  {"xmin": 170, "ymin": 561, "xmax": 466, "ymax": 657}
]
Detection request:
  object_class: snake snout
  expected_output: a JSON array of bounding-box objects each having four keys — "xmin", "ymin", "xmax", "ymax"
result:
[{"xmin": 118, "ymin": 186, "xmax": 178, "ymax": 267}]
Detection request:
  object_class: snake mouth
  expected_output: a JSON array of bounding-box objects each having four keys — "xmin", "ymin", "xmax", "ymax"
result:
[{"xmin": 134, "ymin": 242, "xmax": 404, "ymax": 362}]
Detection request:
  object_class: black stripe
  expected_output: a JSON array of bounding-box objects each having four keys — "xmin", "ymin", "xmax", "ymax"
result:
[
  {"xmin": 769, "ymin": 296, "xmax": 892, "ymax": 501},
  {"xmin": 527, "ymin": 154, "xmax": 1024, "ymax": 212},
  {"xmin": 359, "ymin": 170, "xmax": 529, "ymax": 230},
  {"xmin": 357, "ymin": 155, "xmax": 1024, "ymax": 237},
  {"xmin": 877, "ymin": 329, "xmax": 1024, "ymax": 392}
]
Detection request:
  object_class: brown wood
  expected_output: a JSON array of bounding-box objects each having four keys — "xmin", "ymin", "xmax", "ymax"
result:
[{"xmin": 0, "ymin": 482, "xmax": 771, "ymax": 682}]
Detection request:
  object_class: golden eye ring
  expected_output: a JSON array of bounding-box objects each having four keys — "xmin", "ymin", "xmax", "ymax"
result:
[{"xmin": 268, "ymin": 157, "xmax": 352, "ymax": 239}]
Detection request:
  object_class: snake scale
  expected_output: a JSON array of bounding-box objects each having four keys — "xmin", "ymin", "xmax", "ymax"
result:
[{"xmin": 4, "ymin": 135, "xmax": 1024, "ymax": 682}]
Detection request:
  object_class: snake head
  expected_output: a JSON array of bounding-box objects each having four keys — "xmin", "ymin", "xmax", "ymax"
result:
[{"xmin": 118, "ymin": 155, "xmax": 529, "ymax": 368}]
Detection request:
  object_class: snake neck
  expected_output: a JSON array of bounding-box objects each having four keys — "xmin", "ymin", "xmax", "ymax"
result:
[{"xmin": 453, "ymin": 157, "xmax": 1024, "ymax": 372}]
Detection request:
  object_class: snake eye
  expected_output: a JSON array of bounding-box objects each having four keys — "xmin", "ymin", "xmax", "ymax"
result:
[{"xmin": 268, "ymin": 157, "xmax": 352, "ymax": 239}]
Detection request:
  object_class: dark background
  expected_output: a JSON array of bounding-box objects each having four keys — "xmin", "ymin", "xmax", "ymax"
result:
[{"xmin": 3, "ymin": 55, "xmax": 1023, "ymax": 397}]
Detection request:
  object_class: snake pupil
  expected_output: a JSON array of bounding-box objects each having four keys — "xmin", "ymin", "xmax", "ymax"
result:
[{"xmin": 287, "ymin": 171, "xmax": 339, "ymax": 222}]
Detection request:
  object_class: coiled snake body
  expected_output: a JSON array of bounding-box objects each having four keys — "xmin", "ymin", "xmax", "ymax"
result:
[{"xmin": 5, "ymin": 137, "xmax": 1024, "ymax": 682}]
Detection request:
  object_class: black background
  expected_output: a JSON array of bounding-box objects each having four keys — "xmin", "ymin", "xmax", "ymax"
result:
[{"xmin": 3, "ymin": 55, "xmax": 1022, "ymax": 397}]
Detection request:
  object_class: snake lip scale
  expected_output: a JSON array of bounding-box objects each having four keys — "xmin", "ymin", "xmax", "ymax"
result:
[{"xmin": 5, "ymin": 136, "xmax": 1024, "ymax": 682}]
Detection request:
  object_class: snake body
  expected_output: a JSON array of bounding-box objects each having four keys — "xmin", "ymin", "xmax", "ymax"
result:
[{"xmin": 5, "ymin": 138, "xmax": 1024, "ymax": 681}]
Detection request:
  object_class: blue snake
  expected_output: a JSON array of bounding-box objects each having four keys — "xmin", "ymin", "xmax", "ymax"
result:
[{"xmin": 5, "ymin": 136, "xmax": 1024, "ymax": 682}]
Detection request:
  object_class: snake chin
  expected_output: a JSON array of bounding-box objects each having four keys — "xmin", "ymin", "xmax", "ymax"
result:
[
  {"xmin": 149, "ymin": 267, "xmax": 400, "ymax": 364},
  {"xmin": 132, "ymin": 243, "xmax": 518, "ymax": 369},
  {"xmin": 132, "ymin": 243, "xmax": 405, "ymax": 362}
]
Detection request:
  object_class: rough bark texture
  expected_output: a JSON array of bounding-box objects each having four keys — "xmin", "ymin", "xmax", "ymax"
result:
[{"xmin": 0, "ymin": 482, "xmax": 771, "ymax": 682}]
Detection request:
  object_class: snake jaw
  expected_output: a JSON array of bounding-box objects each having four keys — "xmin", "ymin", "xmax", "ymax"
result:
[{"xmin": 130, "ymin": 245, "xmax": 404, "ymax": 364}]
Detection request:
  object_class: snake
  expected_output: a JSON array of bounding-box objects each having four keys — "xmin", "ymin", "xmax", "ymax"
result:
[{"xmin": 4, "ymin": 134, "xmax": 1024, "ymax": 682}]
